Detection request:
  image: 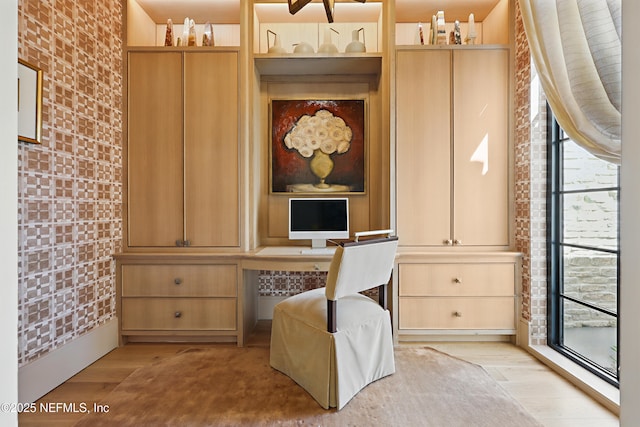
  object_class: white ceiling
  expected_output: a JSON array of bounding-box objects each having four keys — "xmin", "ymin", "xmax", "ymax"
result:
[{"xmin": 133, "ymin": 0, "xmax": 501, "ymax": 24}]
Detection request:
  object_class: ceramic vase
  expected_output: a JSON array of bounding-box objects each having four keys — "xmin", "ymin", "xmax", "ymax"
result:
[{"xmin": 309, "ymin": 149, "xmax": 334, "ymax": 188}]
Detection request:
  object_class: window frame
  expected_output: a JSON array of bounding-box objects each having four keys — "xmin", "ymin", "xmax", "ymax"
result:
[{"xmin": 546, "ymin": 105, "xmax": 620, "ymax": 387}]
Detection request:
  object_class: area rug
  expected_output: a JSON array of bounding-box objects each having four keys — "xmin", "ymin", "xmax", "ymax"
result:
[{"xmin": 75, "ymin": 346, "xmax": 542, "ymax": 426}]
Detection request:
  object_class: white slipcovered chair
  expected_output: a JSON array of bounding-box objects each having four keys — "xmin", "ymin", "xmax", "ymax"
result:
[{"xmin": 269, "ymin": 231, "xmax": 399, "ymax": 410}]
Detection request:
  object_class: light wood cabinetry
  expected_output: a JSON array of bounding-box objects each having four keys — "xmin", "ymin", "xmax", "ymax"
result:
[
  {"xmin": 396, "ymin": 47, "xmax": 509, "ymax": 248},
  {"xmin": 394, "ymin": 46, "xmax": 514, "ymax": 340},
  {"xmin": 117, "ymin": 259, "xmax": 244, "ymax": 343},
  {"xmin": 127, "ymin": 49, "xmax": 240, "ymax": 249},
  {"xmin": 393, "ymin": 252, "xmax": 521, "ymax": 341}
]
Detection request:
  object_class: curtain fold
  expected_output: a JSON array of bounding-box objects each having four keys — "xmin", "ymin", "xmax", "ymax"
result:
[{"xmin": 520, "ymin": 0, "xmax": 621, "ymax": 163}]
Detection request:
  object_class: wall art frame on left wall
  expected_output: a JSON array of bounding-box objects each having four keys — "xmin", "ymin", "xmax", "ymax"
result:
[{"xmin": 18, "ymin": 59, "xmax": 43, "ymax": 144}]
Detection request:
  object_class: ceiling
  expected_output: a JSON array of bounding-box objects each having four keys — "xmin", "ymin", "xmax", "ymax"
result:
[{"xmin": 133, "ymin": 0, "xmax": 501, "ymax": 24}]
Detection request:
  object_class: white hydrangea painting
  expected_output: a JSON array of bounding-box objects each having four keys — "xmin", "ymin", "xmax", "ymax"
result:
[{"xmin": 271, "ymin": 100, "xmax": 365, "ymax": 193}]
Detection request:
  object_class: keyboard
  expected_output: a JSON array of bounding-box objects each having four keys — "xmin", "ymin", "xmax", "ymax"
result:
[{"xmin": 299, "ymin": 247, "xmax": 337, "ymax": 255}]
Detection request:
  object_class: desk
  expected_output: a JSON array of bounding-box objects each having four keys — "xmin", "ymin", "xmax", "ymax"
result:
[
  {"xmin": 241, "ymin": 247, "xmax": 336, "ymax": 334},
  {"xmin": 114, "ymin": 248, "xmax": 337, "ymax": 347}
]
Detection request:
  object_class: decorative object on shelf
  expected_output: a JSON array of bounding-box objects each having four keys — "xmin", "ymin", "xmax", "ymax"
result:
[
  {"xmin": 436, "ymin": 10, "xmax": 447, "ymax": 45},
  {"xmin": 18, "ymin": 59, "xmax": 43, "ymax": 144},
  {"xmin": 430, "ymin": 15, "xmax": 437, "ymax": 45},
  {"xmin": 346, "ymin": 28, "xmax": 366, "ymax": 53},
  {"xmin": 267, "ymin": 29, "xmax": 287, "ymax": 54},
  {"xmin": 453, "ymin": 20, "xmax": 462, "ymax": 45},
  {"xmin": 288, "ymin": 0, "xmax": 367, "ymax": 23},
  {"xmin": 271, "ymin": 99, "xmax": 366, "ymax": 194},
  {"xmin": 417, "ymin": 23, "xmax": 425, "ymax": 45},
  {"xmin": 318, "ymin": 28, "xmax": 339, "ymax": 54},
  {"xmin": 164, "ymin": 19, "xmax": 173, "ymax": 46},
  {"xmin": 466, "ymin": 13, "xmax": 477, "ymax": 44},
  {"xmin": 202, "ymin": 21, "xmax": 214, "ymax": 46},
  {"xmin": 182, "ymin": 17, "xmax": 190, "ymax": 46},
  {"xmin": 187, "ymin": 18, "xmax": 197, "ymax": 46},
  {"xmin": 293, "ymin": 41, "xmax": 314, "ymax": 54}
]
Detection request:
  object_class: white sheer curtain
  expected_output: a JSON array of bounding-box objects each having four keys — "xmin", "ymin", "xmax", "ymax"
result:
[{"xmin": 520, "ymin": 0, "xmax": 621, "ymax": 163}]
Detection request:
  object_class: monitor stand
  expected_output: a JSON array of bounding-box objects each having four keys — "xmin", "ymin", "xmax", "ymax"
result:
[
  {"xmin": 299, "ymin": 239, "xmax": 336, "ymax": 255},
  {"xmin": 311, "ymin": 239, "xmax": 327, "ymax": 249}
]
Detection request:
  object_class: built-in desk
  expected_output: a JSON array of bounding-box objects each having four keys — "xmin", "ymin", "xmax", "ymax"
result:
[
  {"xmin": 241, "ymin": 247, "xmax": 337, "ymax": 334},
  {"xmin": 114, "ymin": 248, "xmax": 337, "ymax": 347}
]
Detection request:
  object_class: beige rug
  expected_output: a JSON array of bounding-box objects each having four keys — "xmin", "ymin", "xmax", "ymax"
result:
[{"xmin": 75, "ymin": 346, "xmax": 542, "ymax": 426}]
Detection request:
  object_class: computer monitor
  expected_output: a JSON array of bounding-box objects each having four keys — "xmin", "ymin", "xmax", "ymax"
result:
[{"xmin": 288, "ymin": 197, "xmax": 349, "ymax": 249}]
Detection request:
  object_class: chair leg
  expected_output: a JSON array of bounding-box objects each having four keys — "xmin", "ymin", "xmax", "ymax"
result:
[
  {"xmin": 327, "ymin": 300, "xmax": 337, "ymax": 333},
  {"xmin": 378, "ymin": 284, "xmax": 387, "ymax": 310}
]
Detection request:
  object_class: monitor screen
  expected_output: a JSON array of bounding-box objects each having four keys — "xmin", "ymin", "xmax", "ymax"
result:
[{"xmin": 288, "ymin": 198, "xmax": 349, "ymax": 248}]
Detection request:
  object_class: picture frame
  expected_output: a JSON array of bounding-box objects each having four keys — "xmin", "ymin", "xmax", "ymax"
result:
[
  {"xmin": 270, "ymin": 99, "xmax": 366, "ymax": 194},
  {"xmin": 18, "ymin": 59, "xmax": 43, "ymax": 144}
]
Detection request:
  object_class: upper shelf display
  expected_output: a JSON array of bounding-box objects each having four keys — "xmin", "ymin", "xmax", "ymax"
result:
[
  {"xmin": 395, "ymin": 0, "xmax": 510, "ymax": 46},
  {"xmin": 127, "ymin": 0, "xmax": 240, "ymax": 47}
]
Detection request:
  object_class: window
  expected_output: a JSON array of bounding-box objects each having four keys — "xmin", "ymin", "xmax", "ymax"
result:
[{"xmin": 547, "ymin": 107, "xmax": 620, "ymax": 386}]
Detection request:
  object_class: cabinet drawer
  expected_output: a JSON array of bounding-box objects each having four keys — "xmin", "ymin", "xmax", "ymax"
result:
[
  {"xmin": 121, "ymin": 298, "xmax": 237, "ymax": 331},
  {"xmin": 399, "ymin": 263, "xmax": 514, "ymax": 297},
  {"xmin": 399, "ymin": 297, "xmax": 515, "ymax": 330},
  {"xmin": 121, "ymin": 264, "xmax": 237, "ymax": 297}
]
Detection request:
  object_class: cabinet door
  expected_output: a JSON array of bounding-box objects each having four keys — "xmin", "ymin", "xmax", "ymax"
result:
[
  {"xmin": 396, "ymin": 50, "xmax": 452, "ymax": 246},
  {"xmin": 184, "ymin": 52, "xmax": 240, "ymax": 247},
  {"xmin": 128, "ymin": 52, "xmax": 184, "ymax": 247},
  {"xmin": 452, "ymin": 49, "xmax": 509, "ymax": 246}
]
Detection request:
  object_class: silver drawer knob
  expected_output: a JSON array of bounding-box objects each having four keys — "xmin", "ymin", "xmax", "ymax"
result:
[
  {"xmin": 174, "ymin": 278, "xmax": 182, "ymax": 285},
  {"xmin": 454, "ymin": 239, "xmax": 463, "ymax": 245},
  {"xmin": 453, "ymin": 311, "xmax": 463, "ymax": 317},
  {"xmin": 443, "ymin": 239, "xmax": 453, "ymax": 245},
  {"xmin": 453, "ymin": 277, "xmax": 462, "ymax": 284},
  {"xmin": 174, "ymin": 311, "xmax": 182, "ymax": 318}
]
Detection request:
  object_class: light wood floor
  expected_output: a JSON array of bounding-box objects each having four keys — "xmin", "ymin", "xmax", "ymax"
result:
[{"xmin": 19, "ymin": 321, "xmax": 619, "ymax": 426}]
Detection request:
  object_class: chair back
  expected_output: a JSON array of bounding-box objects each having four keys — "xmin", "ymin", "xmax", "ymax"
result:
[{"xmin": 325, "ymin": 236, "xmax": 399, "ymax": 301}]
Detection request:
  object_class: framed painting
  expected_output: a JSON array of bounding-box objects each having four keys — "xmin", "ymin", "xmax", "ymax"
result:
[
  {"xmin": 270, "ymin": 99, "xmax": 366, "ymax": 194},
  {"xmin": 18, "ymin": 59, "xmax": 43, "ymax": 144}
]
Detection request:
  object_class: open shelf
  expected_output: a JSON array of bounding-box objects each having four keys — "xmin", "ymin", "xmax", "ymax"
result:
[{"xmin": 254, "ymin": 52, "xmax": 382, "ymax": 76}]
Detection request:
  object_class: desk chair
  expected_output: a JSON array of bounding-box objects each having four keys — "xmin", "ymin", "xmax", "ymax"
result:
[{"xmin": 269, "ymin": 231, "xmax": 399, "ymax": 410}]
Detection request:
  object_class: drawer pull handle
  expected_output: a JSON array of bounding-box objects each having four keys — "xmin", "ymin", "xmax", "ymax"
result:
[
  {"xmin": 174, "ymin": 311, "xmax": 182, "ymax": 318},
  {"xmin": 314, "ymin": 264, "xmax": 320, "ymax": 271},
  {"xmin": 174, "ymin": 278, "xmax": 182, "ymax": 285},
  {"xmin": 454, "ymin": 239, "xmax": 463, "ymax": 245},
  {"xmin": 453, "ymin": 311, "xmax": 463, "ymax": 317},
  {"xmin": 443, "ymin": 239, "xmax": 453, "ymax": 246},
  {"xmin": 453, "ymin": 278, "xmax": 462, "ymax": 284}
]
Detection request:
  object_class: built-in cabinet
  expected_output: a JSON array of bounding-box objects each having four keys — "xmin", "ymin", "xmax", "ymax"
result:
[
  {"xmin": 394, "ymin": 45, "xmax": 515, "ymax": 340},
  {"xmin": 396, "ymin": 47, "xmax": 509, "ymax": 247},
  {"xmin": 127, "ymin": 50, "xmax": 240, "ymax": 248},
  {"xmin": 394, "ymin": 253, "xmax": 520, "ymax": 341},
  {"xmin": 117, "ymin": 0, "xmax": 518, "ymax": 345}
]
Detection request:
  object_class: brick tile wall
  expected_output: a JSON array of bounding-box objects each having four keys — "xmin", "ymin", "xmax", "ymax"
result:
[{"xmin": 17, "ymin": 0, "xmax": 123, "ymax": 365}]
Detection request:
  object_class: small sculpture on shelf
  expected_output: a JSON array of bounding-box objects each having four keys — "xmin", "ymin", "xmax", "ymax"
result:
[
  {"xmin": 436, "ymin": 10, "xmax": 447, "ymax": 45},
  {"xmin": 202, "ymin": 21, "xmax": 214, "ymax": 47},
  {"xmin": 466, "ymin": 13, "xmax": 477, "ymax": 45},
  {"xmin": 164, "ymin": 18, "xmax": 173, "ymax": 46},
  {"xmin": 453, "ymin": 20, "xmax": 462, "ymax": 45},
  {"xmin": 417, "ymin": 22, "xmax": 425, "ymax": 45},
  {"xmin": 187, "ymin": 18, "xmax": 197, "ymax": 46}
]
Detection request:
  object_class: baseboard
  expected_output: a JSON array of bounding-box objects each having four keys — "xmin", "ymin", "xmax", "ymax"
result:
[
  {"xmin": 19, "ymin": 318, "xmax": 118, "ymax": 403},
  {"xmin": 258, "ymin": 296, "xmax": 287, "ymax": 320}
]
